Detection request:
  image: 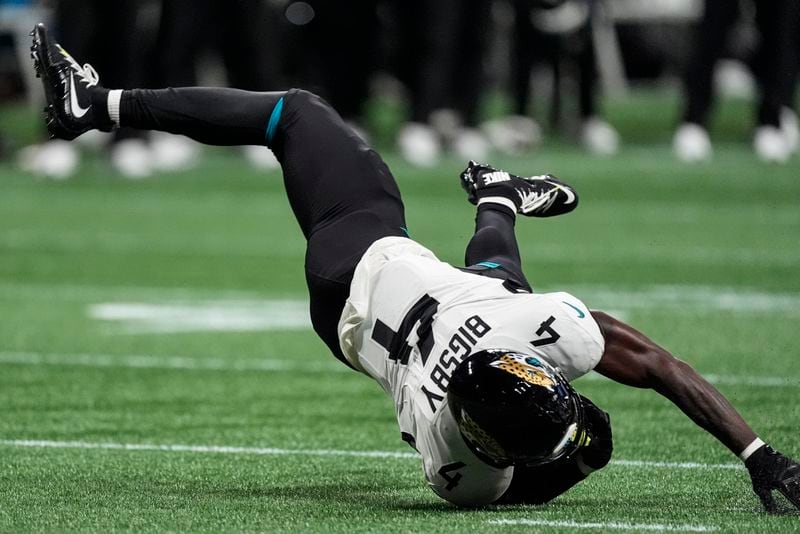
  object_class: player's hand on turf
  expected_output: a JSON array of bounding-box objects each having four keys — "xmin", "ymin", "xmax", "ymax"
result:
[
  {"xmin": 745, "ymin": 445, "xmax": 800, "ymax": 513},
  {"xmin": 576, "ymin": 395, "xmax": 613, "ymax": 472}
]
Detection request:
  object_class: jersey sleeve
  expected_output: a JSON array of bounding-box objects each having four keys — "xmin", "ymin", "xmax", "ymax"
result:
[
  {"xmin": 414, "ymin": 399, "xmax": 514, "ymax": 507},
  {"xmin": 535, "ymin": 292, "xmax": 606, "ymax": 380}
]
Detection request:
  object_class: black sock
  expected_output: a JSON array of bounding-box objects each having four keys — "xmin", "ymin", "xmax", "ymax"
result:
[
  {"xmin": 465, "ymin": 203, "xmax": 522, "ymax": 270},
  {"xmin": 89, "ymin": 87, "xmax": 113, "ymax": 131}
]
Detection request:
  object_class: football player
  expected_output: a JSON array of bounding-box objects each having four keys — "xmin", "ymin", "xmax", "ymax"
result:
[{"xmin": 30, "ymin": 23, "xmax": 800, "ymax": 511}]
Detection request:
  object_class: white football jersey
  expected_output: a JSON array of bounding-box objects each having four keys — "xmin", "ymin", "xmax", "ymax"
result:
[{"xmin": 338, "ymin": 237, "xmax": 605, "ymax": 506}]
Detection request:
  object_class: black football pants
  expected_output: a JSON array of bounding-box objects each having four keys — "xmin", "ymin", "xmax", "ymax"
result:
[{"xmin": 114, "ymin": 87, "xmax": 526, "ymax": 364}]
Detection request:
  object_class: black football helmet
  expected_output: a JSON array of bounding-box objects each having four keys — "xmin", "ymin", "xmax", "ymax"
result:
[{"xmin": 447, "ymin": 349, "xmax": 586, "ymax": 467}]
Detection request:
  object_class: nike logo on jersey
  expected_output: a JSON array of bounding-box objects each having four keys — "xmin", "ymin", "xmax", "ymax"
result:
[
  {"xmin": 562, "ymin": 301, "xmax": 586, "ymax": 318},
  {"xmin": 69, "ymin": 72, "xmax": 90, "ymax": 118},
  {"xmin": 482, "ymin": 171, "xmax": 511, "ymax": 184}
]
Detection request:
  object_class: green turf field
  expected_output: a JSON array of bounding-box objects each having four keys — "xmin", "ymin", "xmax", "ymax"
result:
[{"xmin": 1, "ymin": 94, "xmax": 799, "ymax": 532}]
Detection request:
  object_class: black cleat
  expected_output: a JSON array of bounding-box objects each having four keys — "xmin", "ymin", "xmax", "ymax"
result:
[
  {"xmin": 30, "ymin": 23, "xmax": 110, "ymax": 140},
  {"xmin": 459, "ymin": 160, "xmax": 578, "ymax": 217}
]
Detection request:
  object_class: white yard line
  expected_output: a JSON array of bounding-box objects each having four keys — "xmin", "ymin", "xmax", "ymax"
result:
[
  {"xmin": 0, "ymin": 438, "xmax": 743, "ymax": 471},
  {"xmin": 487, "ymin": 519, "xmax": 719, "ymax": 532},
  {"xmin": 88, "ymin": 301, "xmax": 312, "ymax": 334},
  {"xmin": 612, "ymin": 459, "xmax": 740, "ymax": 470},
  {"xmin": 0, "ymin": 439, "xmax": 417, "ymax": 459}
]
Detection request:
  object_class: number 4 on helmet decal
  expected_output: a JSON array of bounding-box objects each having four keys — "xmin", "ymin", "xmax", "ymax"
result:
[{"xmin": 438, "ymin": 461, "xmax": 466, "ymax": 491}]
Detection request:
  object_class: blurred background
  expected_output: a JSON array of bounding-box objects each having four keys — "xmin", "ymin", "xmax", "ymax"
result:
[
  {"xmin": 0, "ymin": 0, "xmax": 797, "ymax": 178},
  {"xmin": 0, "ymin": 4, "xmax": 799, "ymax": 529}
]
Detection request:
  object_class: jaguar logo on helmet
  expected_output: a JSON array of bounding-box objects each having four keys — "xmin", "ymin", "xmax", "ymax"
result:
[
  {"xmin": 490, "ymin": 353, "xmax": 556, "ymax": 389},
  {"xmin": 447, "ymin": 349, "xmax": 585, "ymax": 467}
]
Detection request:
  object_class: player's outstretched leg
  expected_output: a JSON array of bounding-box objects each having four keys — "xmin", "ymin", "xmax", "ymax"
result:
[
  {"xmin": 460, "ymin": 160, "xmax": 578, "ymax": 217},
  {"xmin": 31, "ymin": 23, "xmax": 406, "ymax": 366}
]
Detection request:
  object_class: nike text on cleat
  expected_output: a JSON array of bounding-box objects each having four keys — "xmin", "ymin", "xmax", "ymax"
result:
[
  {"xmin": 30, "ymin": 23, "xmax": 112, "ymax": 140},
  {"xmin": 459, "ymin": 160, "xmax": 579, "ymax": 217},
  {"xmin": 481, "ymin": 171, "xmax": 511, "ymax": 185}
]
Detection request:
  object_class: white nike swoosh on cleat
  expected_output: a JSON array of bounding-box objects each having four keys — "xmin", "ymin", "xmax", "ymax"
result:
[
  {"xmin": 69, "ymin": 72, "xmax": 90, "ymax": 118},
  {"xmin": 559, "ymin": 185, "xmax": 576, "ymax": 204}
]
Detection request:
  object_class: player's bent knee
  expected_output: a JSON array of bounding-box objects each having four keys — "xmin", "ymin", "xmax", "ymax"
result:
[
  {"xmin": 288, "ymin": 88, "xmax": 318, "ymax": 104},
  {"xmin": 286, "ymin": 88, "xmax": 329, "ymax": 113}
]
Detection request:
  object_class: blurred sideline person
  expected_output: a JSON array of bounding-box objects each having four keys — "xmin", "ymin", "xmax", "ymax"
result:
[
  {"xmin": 392, "ymin": 0, "xmax": 494, "ymax": 167},
  {"xmin": 298, "ymin": 0, "xmax": 379, "ymax": 140},
  {"xmin": 505, "ymin": 0, "xmax": 620, "ymax": 156},
  {"xmin": 153, "ymin": 0, "xmax": 282, "ymax": 170},
  {"xmin": 31, "ymin": 24, "xmax": 800, "ymax": 510},
  {"xmin": 673, "ymin": 0, "xmax": 800, "ymax": 164},
  {"xmin": 19, "ymin": 0, "xmax": 150, "ymax": 178}
]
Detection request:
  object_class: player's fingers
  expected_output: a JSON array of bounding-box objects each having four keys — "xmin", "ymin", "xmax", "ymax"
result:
[
  {"xmin": 778, "ymin": 476, "xmax": 800, "ymax": 510},
  {"xmin": 757, "ymin": 488, "xmax": 778, "ymax": 513}
]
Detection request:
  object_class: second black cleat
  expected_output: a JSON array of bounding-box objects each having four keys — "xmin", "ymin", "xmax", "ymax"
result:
[
  {"xmin": 30, "ymin": 23, "xmax": 112, "ymax": 140},
  {"xmin": 459, "ymin": 160, "xmax": 579, "ymax": 218}
]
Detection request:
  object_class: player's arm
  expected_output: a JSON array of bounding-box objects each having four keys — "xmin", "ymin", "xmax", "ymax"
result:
[{"xmin": 590, "ymin": 311, "xmax": 800, "ymax": 513}]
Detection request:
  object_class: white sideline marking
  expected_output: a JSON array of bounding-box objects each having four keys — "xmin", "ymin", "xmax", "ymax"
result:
[
  {"xmin": 0, "ymin": 439, "xmax": 743, "ymax": 471},
  {"xmin": 0, "ymin": 351, "xmax": 348, "ymax": 373},
  {"xmin": 487, "ymin": 519, "xmax": 719, "ymax": 532},
  {"xmin": 88, "ymin": 301, "xmax": 311, "ymax": 334}
]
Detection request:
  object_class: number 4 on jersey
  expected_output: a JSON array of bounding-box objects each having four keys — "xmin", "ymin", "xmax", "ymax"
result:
[
  {"xmin": 531, "ymin": 315, "xmax": 560, "ymax": 347},
  {"xmin": 371, "ymin": 294, "xmax": 440, "ymax": 365},
  {"xmin": 438, "ymin": 461, "xmax": 466, "ymax": 491}
]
